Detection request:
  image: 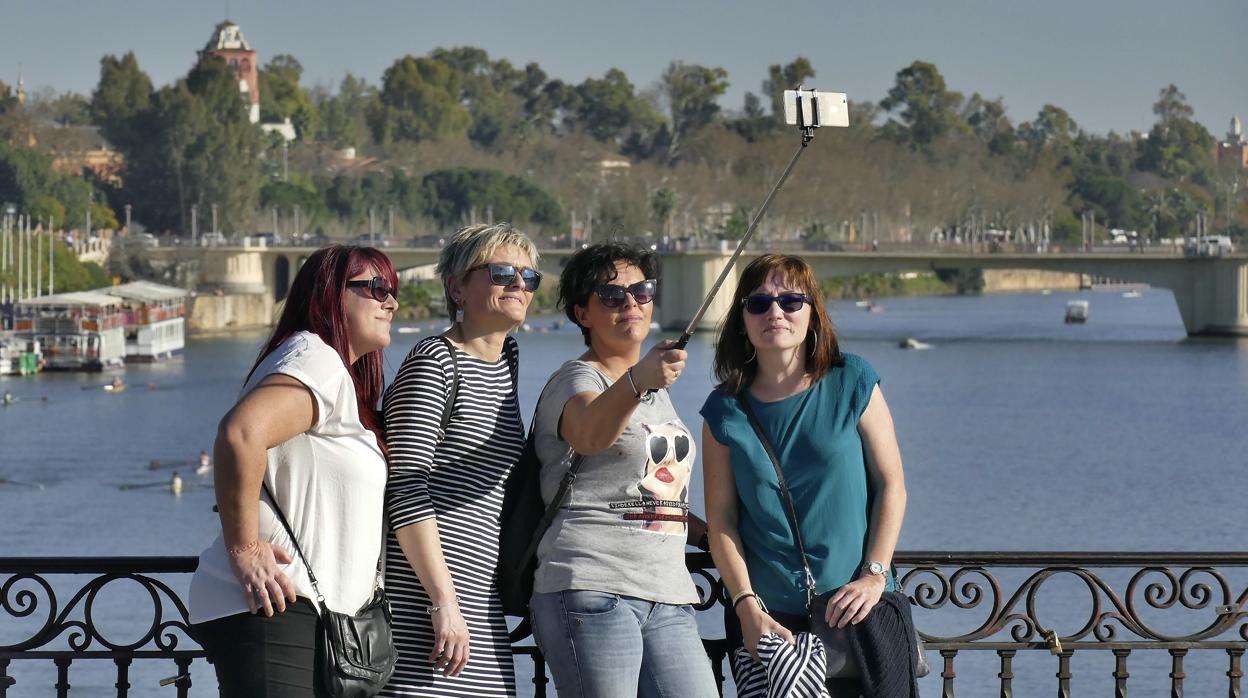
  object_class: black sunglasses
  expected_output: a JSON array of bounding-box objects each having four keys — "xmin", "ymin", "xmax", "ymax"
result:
[
  {"xmin": 742, "ymin": 293, "xmax": 813, "ymax": 315},
  {"xmin": 594, "ymin": 280, "xmax": 657, "ymax": 308},
  {"xmin": 469, "ymin": 263, "xmax": 542, "ymax": 292},
  {"xmin": 346, "ymin": 276, "xmax": 396, "ymax": 303}
]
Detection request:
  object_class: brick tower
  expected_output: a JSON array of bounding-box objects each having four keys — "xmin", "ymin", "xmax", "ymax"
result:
[{"xmin": 200, "ymin": 21, "xmax": 260, "ymax": 124}]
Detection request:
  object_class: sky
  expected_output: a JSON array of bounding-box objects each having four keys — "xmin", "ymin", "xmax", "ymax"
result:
[{"xmin": 2, "ymin": 0, "xmax": 1245, "ymax": 137}]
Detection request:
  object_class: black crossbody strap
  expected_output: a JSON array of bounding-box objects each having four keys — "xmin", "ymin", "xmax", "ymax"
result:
[
  {"xmin": 436, "ymin": 336, "xmax": 460, "ymax": 434},
  {"xmin": 522, "ymin": 452, "xmax": 584, "ymax": 562},
  {"xmin": 520, "ymin": 376, "xmax": 584, "ymax": 562},
  {"xmin": 261, "ymin": 480, "xmax": 326, "ymax": 602},
  {"xmin": 737, "ymin": 393, "xmax": 818, "ymax": 608}
]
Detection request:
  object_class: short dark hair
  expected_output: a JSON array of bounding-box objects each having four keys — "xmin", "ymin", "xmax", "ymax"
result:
[
  {"xmin": 558, "ymin": 242, "xmax": 660, "ymax": 346},
  {"xmin": 713, "ymin": 254, "xmax": 844, "ymax": 394}
]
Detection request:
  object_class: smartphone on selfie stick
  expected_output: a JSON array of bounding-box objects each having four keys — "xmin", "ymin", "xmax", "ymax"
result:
[{"xmin": 666, "ymin": 87, "xmax": 849, "ymax": 352}]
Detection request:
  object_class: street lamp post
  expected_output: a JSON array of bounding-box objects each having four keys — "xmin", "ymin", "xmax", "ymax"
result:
[{"xmin": 124, "ymin": 204, "xmax": 132, "ymax": 233}]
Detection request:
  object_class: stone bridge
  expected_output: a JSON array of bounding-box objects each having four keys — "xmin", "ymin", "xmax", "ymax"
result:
[{"xmin": 167, "ymin": 246, "xmax": 1248, "ymax": 336}]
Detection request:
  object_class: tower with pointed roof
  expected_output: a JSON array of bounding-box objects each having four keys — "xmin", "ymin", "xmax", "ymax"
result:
[{"xmin": 199, "ymin": 20, "xmax": 259, "ymax": 124}]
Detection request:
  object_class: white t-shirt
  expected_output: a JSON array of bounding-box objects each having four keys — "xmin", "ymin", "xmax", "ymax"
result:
[{"xmin": 189, "ymin": 331, "xmax": 387, "ymax": 623}]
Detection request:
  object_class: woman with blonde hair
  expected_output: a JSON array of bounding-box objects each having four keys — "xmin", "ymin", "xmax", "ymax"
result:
[{"xmin": 383, "ymin": 223, "xmax": 541, "ymax": 697}]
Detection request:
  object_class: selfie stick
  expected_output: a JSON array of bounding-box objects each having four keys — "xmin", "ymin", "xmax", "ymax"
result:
[{"xmin": 670, "ymin": 91, "xmax": 822, "ymax": 351}]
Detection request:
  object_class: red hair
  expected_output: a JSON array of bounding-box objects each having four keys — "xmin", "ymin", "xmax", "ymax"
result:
[{"xmin": 247, "ymin": 245, "xmax": 398, "ymax": 451}]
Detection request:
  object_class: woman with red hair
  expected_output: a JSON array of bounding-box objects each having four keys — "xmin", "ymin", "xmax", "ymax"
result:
[{"xmin": 189, "ymin": 245, "xmax": 399, "ymax": 697}]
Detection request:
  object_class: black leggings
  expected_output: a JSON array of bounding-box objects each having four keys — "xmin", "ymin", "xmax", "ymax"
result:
[{"xmin": 192, "ymin": 597, "xmax": 325, "ymax": 698}]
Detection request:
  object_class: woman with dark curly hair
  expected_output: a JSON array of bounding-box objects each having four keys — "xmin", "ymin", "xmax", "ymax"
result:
[{"xmin": 527, "ymin": 242, "xmax": 718, "ymax": 698}]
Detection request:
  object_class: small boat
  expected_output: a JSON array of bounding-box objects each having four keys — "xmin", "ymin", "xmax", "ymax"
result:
[
  {"xmin": 855, "ymin": 300, "xmax": 871, "ymax": 308},
  {"xmin": 1065, "ymin": 300, "xmax": 1089, "ymax": 324},
  {"xmin": 396, "ymin": 326, "xmax": 422, "ymax": 334},
  {"xmin": 1122, "ymin": 290, "xmax": 1142, "ymax": 299},
  {"xmin": 1040, "ymin": 289, "xmax": 1053, "ymax": 296},
  {"xmin": 103, "ymin": 383, "xmax": 126, "ymax": 393},
  {"xmin": 898, "ymin": 337, "xmax": 932, "ymax": 350}
]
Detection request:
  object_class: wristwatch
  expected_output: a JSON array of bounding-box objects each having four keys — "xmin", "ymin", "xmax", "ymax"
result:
[{"xmin": 861, "ymin": 560, "xmax": 886, "ymax": 577}]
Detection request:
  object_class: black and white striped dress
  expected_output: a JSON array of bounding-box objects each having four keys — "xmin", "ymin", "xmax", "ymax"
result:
[{"xmin": 382, "ymin": 335, "xmax": 524, "ymax": 697}]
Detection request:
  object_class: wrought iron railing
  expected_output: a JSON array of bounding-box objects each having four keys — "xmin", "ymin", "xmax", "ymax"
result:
[{"xmin": 3, "ymin": 553, "xmax": 1245, "ymax": 697}]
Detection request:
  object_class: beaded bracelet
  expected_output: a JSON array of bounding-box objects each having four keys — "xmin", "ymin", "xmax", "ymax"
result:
[{"xmin": 226, "ymin": 540, "xmax": 261, "ymax": 556}]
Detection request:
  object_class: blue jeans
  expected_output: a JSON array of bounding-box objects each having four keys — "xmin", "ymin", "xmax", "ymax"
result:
[{"xmin": 530, "ymin": 590, "xmax": 719, "ymax": 698}]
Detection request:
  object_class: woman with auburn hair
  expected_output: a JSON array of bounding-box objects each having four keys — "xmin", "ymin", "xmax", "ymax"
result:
[
  {"xmin": 189, "ymin": 245, "xmax": 399, "ymax": 697},
  {"xmin": 700, "ymin": 254, "xmax": 910, "ymax": 697},
  {"xmin": 382, "ymin": 223, "xmax": 540, "ymax": 697}
]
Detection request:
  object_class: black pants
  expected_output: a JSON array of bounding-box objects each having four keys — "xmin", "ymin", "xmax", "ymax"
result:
[
  {"xmin": 192, "ymin": 597, "xmax": 325, "ymax": 698},
  {"xmin": 725, "ymin": 604, "xmax": 864, "ymax": 698}
]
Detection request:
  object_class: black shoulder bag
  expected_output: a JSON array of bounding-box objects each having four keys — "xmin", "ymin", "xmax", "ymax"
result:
[
  {"xmin": 736, "ymin": 393, "xmax": 929, "ymax": 681},
  {"xmin": 262, "ymin": 482, "xmax": 396, "ymax": 698},
  {"xmin": 496, "ymin": 381, "xmax": 584, "ymax": 621}
]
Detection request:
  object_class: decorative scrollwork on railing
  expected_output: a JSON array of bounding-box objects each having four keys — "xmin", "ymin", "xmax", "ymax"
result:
[
  {"xmin": 4, "ymin": 553, "xmax": 1245, "ymax": 662},
  {"xmin": 895, "ymin": 558, "xmax": 1248, "ymax": 646},
  {"xmin": 0, "ymin": 570, "xmax": 194, "ymax": 653}
]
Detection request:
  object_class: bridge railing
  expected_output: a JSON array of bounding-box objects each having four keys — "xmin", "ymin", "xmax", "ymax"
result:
[{"xmin": 2, "ymin": 552, "xmax": 1244, "ymax": 697}]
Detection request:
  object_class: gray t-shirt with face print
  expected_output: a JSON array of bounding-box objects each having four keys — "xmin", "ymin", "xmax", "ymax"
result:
[{"xmin": 532, "ymin": 360, "xmax": 699, "ymax": 605}]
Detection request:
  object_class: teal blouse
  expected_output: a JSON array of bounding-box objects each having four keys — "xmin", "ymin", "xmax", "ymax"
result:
[{"xmin": 700, "ymin": 353, "xmax": 893, "ymax": 614}]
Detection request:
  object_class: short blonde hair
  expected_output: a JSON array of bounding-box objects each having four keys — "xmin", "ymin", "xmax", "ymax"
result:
[{"xmin": 437, "ymin": 223, "xmax": 540, "ymax": 318}]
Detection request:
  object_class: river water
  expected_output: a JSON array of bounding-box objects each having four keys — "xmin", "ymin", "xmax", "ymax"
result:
[{"xmin": 2, "ymin": 288, "xmax": 1245, "ymax": 697}]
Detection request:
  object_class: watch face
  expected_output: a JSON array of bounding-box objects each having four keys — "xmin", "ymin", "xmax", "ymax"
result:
[{"xmin": 867, "ymin": 561, "xmax": 885, "ymax": 576}]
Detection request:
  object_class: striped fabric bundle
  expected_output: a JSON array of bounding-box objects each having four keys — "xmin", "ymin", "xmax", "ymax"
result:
[{"xmin": 731, "ymin": 632, "xmax": 832, "ymax": 698}]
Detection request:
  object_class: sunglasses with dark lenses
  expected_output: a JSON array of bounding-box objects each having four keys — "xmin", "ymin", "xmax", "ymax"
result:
[
  {"xmin": 594, "ymin": 280, "xmax": 657, "ymax": 308},
  {"xmin": 346, "ymin": 276, "xmax": 396, "ymax": 303},
  {"xmin": 742, "ymin": 293, "xmax": 813, "ymax": 315},
  {"xmin": 469, "ymin": 263, "xmax": 542, "ymax": 292}
]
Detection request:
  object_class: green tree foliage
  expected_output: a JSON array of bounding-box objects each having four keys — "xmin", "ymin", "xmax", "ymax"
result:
[
  {"xmin": 729, "ymin": 58, "xmax": 816, "ymax": 143},
  {"xmin": 650, "ymin": 187, "xmax": 676, "ymax": 233},
  {"xmin": 419, "ymin": 167, "xmax": 566, "ymax": 232},
  {"xmin": 371, "ymin": 56, "xmax": 470, "ymax": 143},
  {"xmin": 569, "ymin": 69, "xmax": 655, "ymax": 144},
  {"xmin": 259, "ymin": 55, "xmax": 319, "ymax": 138},
  {"xmin": 260, "ymin": 180, "xmax": 328, "ymax": 225},
  {"xmin": 879, "ymin": 61, "xmax": 965, "ymax": 149},
  {"xmin": 90, "ymin": 52, "xmax": 153, "ymax": 152},
  {"xmin": 1136, "ymin": 85, "xmax": 1213, "ymax": 183},
  {"xmin": 29, "ymin": 91, "xmax": 92, "ymax": 127},
  {"xmin": 0, "ymin": 81, "xmax": 16, "ymax": 114},
  {"xmin": 101, "ymin": 55, "xmax": 265, "ymax": 233},
  {"xmin": 28, "ymin": 195, "xmax": 66, "ymax": 228},
  {"xmin": 962, "ymin": 94, "xmax": 1016, "ymax": 156},
  {"xmin": 0, "ymin": 142, "xmax": 102, "ymax": 229},
  {"xmin": 1071, "ymin": 175, "xmax": 1147, "ymax": 230},
  {"xmin": 762, "ymin": 57, "xmax": 816, "ymax": 117},
  {"xmin": 427, "ymin": 47, "xmax": 531, "ymax": 150},
  {"xmin": 0, "ymin": 234, "xmax": 109, "ymax": 293},
  {"xmin": 314, "ymin": 74, "xmax": 376, "ymax": 149},
  {"xmin": 661, "ymin": 61, "xmax": 729, "ymax": 161},
  {"xmin": 721, "ymin": 205, "xmax": 751, "ymax": 239}
]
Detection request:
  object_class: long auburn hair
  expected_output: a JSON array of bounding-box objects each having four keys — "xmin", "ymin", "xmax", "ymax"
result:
[
  {"xmin": 246, "ymin": 245, "xmax": 398, "ymax": 451},
  {"xmin": 713, "ymin": 254, "xmax": 844, "ymax": 395}
]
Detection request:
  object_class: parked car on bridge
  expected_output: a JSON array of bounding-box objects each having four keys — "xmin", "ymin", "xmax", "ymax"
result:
[{"xmin": 1185, "ymin": 235, "xmax": 1235, "ymax": 257}]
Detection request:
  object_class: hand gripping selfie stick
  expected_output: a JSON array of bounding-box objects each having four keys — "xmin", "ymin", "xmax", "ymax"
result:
[{"xmin": 670, "ymin": 87, "xmax": 849, "ymax": 350}]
